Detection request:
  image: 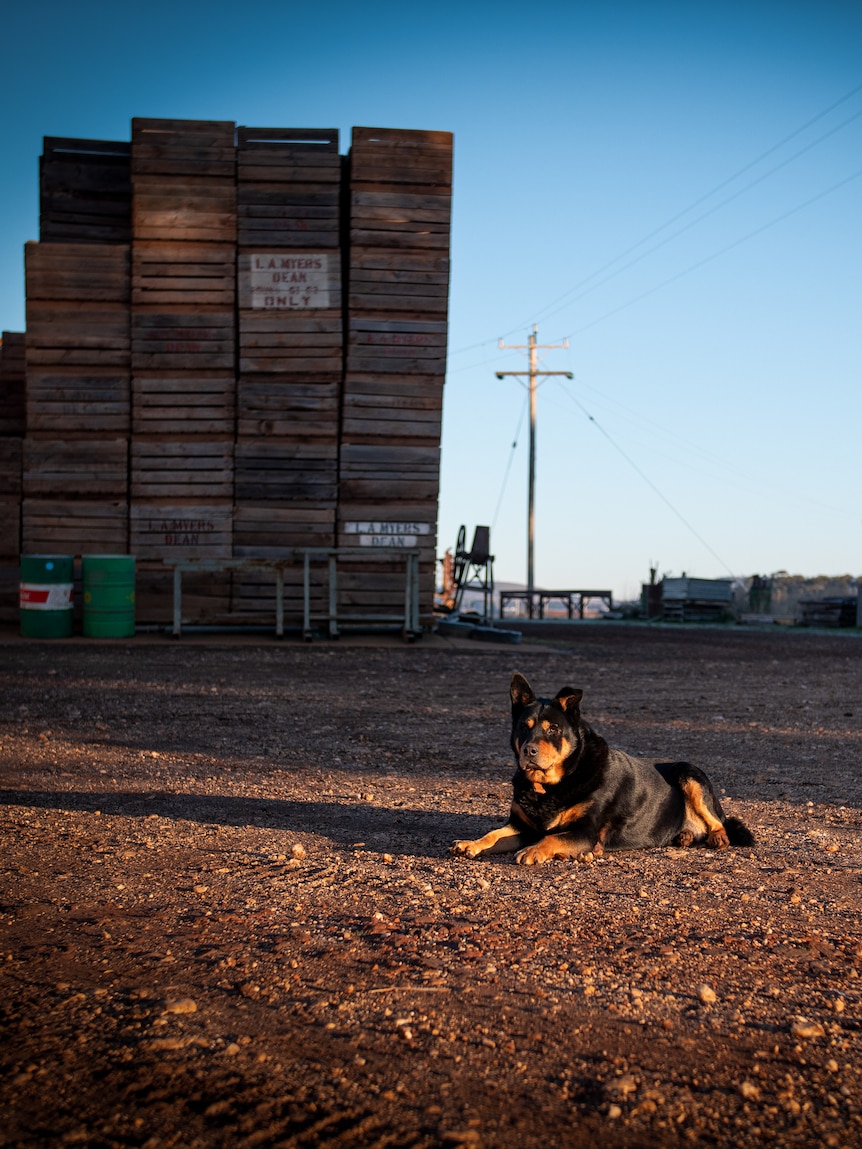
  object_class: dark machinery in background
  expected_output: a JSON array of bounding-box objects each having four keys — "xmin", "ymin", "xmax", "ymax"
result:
[
  {"xmin": 452, "ymin": 524, "xmax": 494, "ymax": 619},
  {"xmin": 436, "ymin": 525, "xmax": 519, "ymax": 642}
]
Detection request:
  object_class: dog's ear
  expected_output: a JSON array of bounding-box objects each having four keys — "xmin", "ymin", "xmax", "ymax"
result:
[
  {"xmin": 510, "ymin": 672, "xmax": 536, "ymax": 710},
  {"xmin": 553, "ymin": 687, "xmax": 583, "ymax": 714}
]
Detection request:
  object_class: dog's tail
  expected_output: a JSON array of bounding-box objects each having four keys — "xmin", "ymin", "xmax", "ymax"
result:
[{"xmin": 724, "ymin": 816, "xmax": 755, "ymax": 848}]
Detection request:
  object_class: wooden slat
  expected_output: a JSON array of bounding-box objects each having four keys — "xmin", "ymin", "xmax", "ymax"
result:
[
  {"xmin": 132, "ymin": 240, "xmax": 235, "ymax": 306},
  {"xmin": 130, "ymin": 440, "xmax": 234, "ymax": 499},
  {"xmin": 21, "ymin": 498, "xmax": 127, "ymax": 554},
  {"xmin": 0, "ymin": 439, "xmax": 22, "ymax": 495},
  {"xmin": 25, "ymin": 242, "xmax": 130, "ymax": 301},
  {"xmin": 26, "ymin": 369, "xmax": 130, "ymax": 435},
  {"xmin": 132, "ymin": 373, "xmax": 235, "ymax": 435},
  {"xmin": 0, "ymin": 501, "xmax": 21, "ymax": 560},
  {"xmin": 23, "ymin": 440, "xmax": 128, "ymax": 497},
  {"xmin": 130, "ymin": 503, "xmax": 233, "ymax": 562}
]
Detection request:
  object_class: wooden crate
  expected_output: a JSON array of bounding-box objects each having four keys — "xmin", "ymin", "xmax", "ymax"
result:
[
  {"xmin": 0, "ymin": 332, "xmax": 26, "ymax": 435},
  {"xmin": 39, "ymin": 137, "xmax": 131, "ymax": 245},
  {"xmin": 132, "ymin": 241, "xmax": 235, "ymax": 307},
  {"xmin": 130, "ymin": 439, "xmax": 234, "ymax": 499},
  {"xmin": 21, "ymin": 498, "xmax": 128, "ymax": 555},
  {"xmin": 25, "ymin": 301, "xmax": 130, "ymax": 368},
  {"xmin": 338, "ymin": 443, "xmax": 440, "ymax": 501},
  {"xmin": 129, "ymin": 504, "xmax": 233, "ymax": 562},
  {"xmin": 27, "ymin": 369, "xmax": 130, "ymax": 436},
  {"xmin": 25, "ymin": 241, "xmax": 130, "ymax": 301},
  {"xmin": 0, "ymin": 439, "xmax": 23, "ymax": 495},
  {"xmin": 347, "ymin": 250, "xmax": 450, "ymax": 316},
  {"xmin": 238, "ymin": 311, "xmax": 343, "ymax": 374},
  {"xmin": 131, "ymin": 119, "xmax": 236, "ymax": 177},
  {"xmin": 350, "ymin": 189, "xmax": 451, "ymax": 250},
  {"xmin": 237, "ymin": 127, "xmax": 341, "ymax": 248},
  {"xmin": 132, "ymin": 177, "xmax": 237, "ymax": 243},
  {"xmin": 349, "ymin": 127, "xmax": 453, "ymax": 190},
  {"xmin": 235, "ymin": 441, "xmax": 338, "ymax": 502},
  {"xmin": 237, "ymin": 377, "xmax": 339, "ymax": 441},
  {"xmin": 233, "ymin": 503, "xmax": 336, "ymax": 555},
  {"xmin": 346, "ymin": 317, "xmax": 447, "ymax": 375},
  {"xmin": 131, "ymin": 311, "xmax": 234, "ymax": 371},
  {"xmin": 132, "ymin": 119, "xmax": 236, "ymax": 245},
  {"xmin": 0, "ymin": 563, "xmax": 20, "ymax": 622},
  {"xmin": 133, "ymin": 373, "xmax": 235, "ymax": 435},
  {"xmin": 340, "ymin": 375, "xmax": 443, "ymax": 444},
  {"xmin": 0, "ymin": 500, "xmax": 21, "ymax": 561},
  {"xmin": 23, "ymin": 440, "xmax": 128, "ymax": 498}
]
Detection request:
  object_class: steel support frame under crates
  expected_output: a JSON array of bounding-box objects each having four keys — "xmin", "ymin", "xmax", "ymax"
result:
[{"xmin": 167, "ymin": 549, "xmax": 421, "ymax": 640}]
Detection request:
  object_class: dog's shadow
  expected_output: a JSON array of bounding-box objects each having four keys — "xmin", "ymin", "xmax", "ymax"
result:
[{"xmin": 0, "ymin": 788, "xmax": 497, "ymax": 857}]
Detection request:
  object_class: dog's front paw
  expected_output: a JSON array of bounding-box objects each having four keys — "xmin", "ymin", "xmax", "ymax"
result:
[
  {"xmin": 514, "ymin": 844, "xmax": 549, "ymax": 866},
  {"xmin": 451, "ymin": 839, "xmax": 484, "ymax": 859}
]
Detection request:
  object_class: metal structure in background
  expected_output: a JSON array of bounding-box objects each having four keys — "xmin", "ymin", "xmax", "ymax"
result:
[
  {"xmin": 168, "ymin": 549, "xmax": 421, "ymax": 641},
  {"xmin": 496, "ymin": 325, "xmax": 573, "ymax": 604},
  {"xmin": 452, "ymin": 525, "xmax": 495, "ymax": 619}
]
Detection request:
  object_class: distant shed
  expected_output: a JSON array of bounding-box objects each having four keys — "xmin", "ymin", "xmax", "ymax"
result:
[{"xmin": 660, "ymin": 577, "xmax": 733, "ymax": 623}]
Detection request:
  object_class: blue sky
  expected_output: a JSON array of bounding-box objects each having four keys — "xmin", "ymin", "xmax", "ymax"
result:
[{"xmin": 1, "ymin": 0, "xmax": 859, "ymax": 599}]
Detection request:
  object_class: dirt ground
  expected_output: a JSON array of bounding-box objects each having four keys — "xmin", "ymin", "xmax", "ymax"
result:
[{"xmin": 1, "ymin": 621, "xmax": 861, "ymax": 1148}]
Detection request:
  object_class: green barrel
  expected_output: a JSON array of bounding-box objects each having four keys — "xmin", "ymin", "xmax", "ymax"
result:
[
  {"xmin": 19, "ymin": 555, "xmax": 75, "ymax": 638},
  {"xmin": 82, "ymin": 555, "xmax": 136, "ymax": 638}
]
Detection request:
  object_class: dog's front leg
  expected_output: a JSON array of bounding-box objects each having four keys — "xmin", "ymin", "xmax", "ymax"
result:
[
  {"xmin": 514, "ymin": 831, "xmax": 595, "ymax": 866},
  {"xmin": 451, "ymin": 821, "xmax": 533, "ymax": 859}
]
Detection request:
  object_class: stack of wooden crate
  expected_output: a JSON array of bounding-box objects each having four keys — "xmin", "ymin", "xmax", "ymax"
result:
[
  {"xmin": 339, "ymin": 127, "xmax": 452, "ymax": 620},
  {"xmin": 233, "ymin": 127, "xmax": 343, "ymax": 618},
  {"xmin": 0, "ymin": 332, "xmax": 25, "ymax": 620},
  {"xmin": 23, "ymin": 156, "xmax": 131, "ymax": 560},
  {"xmin": 129, "ymin": 118, "xmax": 237, "ymax": 621}
]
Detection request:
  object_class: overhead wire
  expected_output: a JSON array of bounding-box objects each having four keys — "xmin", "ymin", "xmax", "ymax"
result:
[
  {"xmin": 447, "ymin": 80, "xmax": 862, "ymax": 357},
  {"xmin": 555, "ymin": 379, "xmax": 737, "ymax": 577}
]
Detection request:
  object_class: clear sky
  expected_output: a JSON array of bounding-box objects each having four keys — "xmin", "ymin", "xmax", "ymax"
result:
[{"xmin": 1, "ymin": 0, "xmax": 859, "ymax": 600}]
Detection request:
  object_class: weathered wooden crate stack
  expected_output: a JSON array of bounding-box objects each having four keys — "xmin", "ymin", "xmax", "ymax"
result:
[
  {"xmin": 0, "ymin": 332, "xmax": 25, "ymax": 620},
  {"xmin": 129, "ymin": 119, "xmax": 237, "ymax": 622},
  {"xmin": 233, "ymin": 127, "xmax": 343, "ymax": 617},
  {"xmin": 22, "ymin": 137, "xmax": 132, "ymax": 562},
  {"xmin": 9, "ymin": 118, "xmax": 453, "ymax": 631},
  {"xmin": 339, "ymin": 128, "xmax": 452, "ymax": 619}
]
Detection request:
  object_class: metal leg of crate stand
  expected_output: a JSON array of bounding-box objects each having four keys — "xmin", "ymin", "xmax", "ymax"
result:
[
  {"xmin": 412, "ymin": 553, "xmax": 420, "ymax": 634},
  {"xmin": 328, "ymin": 554, "xmax": 339, "ymax": 638},
  {"xmin": 302, "ymin": 552, "xmax": 312, "ymax": 641},
  {"xmin": 404, "ymin": 552, "xmax": 418, "ymax": 640},
  {"xmin": 275, "ymin": 566, "xmax": 284, "ymax": 638},
  {"xmin": 172, "ymin": 567, "xmax": 183, "ymax": 638}
]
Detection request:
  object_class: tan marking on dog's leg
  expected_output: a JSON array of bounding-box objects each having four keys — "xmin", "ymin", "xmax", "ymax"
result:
[
  {"xmin": 546, "ymin": 799, "xmax": 593, "ymax": 831},
  {"xmin": 451, "ymin": 822, "xmax": 527, "ymax": 859},
  {"xmin": 514, "ymin": 834, "xmax": 592, "ymax": 866},
  {"xmin": 681, "ymin": 779, "xmax": 729, "ymax": 850}
]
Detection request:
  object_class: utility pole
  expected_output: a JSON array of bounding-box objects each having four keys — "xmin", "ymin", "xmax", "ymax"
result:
[{"xmin": 496, "ymin": 325, "xmax": 573, "ymax": 612}]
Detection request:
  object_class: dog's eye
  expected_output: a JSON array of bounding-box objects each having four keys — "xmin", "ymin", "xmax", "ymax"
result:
[{"xmin": 547, "ymin": 723, "xmax": 561, "ymax": 736}]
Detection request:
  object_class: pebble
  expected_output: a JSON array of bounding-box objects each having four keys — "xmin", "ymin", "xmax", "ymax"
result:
[
  {"xmin": 790, "ymin": 1018, "xmax": 825, "ymax": 1039},
  {"xmin": 696, "ymin": 984, "xmax": 717, "ymax": 1005},
  {"xmin": 291, "ymin": 843, "xmax": 306, "ymax": 860},
  {"xmin": 162, "ymin": 998, "xmax": 197, "ymax": 1015}
]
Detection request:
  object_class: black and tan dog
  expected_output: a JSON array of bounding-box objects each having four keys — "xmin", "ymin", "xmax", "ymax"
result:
[{"xmin": 452, "ymin": 672, "xmax": 754, "ymax": 865}]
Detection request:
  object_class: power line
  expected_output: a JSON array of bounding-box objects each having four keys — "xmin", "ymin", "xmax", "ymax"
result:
[
  {"xmin": 447, "ymin": 80, "xmax": 862, "ymax": 358},
  {"xmin": 561, "ymin": 165, "xmax": 862, "ymax": 339},
  {"xmin": 526, "ymin": 105, "xmax": 862, "ymax": 330},
  {"xmin": 557, "ymin": 381, "xmax": 736, "ymax": 578}
]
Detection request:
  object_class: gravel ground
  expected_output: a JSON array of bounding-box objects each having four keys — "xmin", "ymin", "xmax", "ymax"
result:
[{"xmin": 1, "ymin": 622, "xmax": 861, "ymax": 1148}]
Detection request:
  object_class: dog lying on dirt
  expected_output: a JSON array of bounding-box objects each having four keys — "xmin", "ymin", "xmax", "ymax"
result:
[{"xmin": 452, "ymin": 672, "xmax": 754, "ymax": 865}]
